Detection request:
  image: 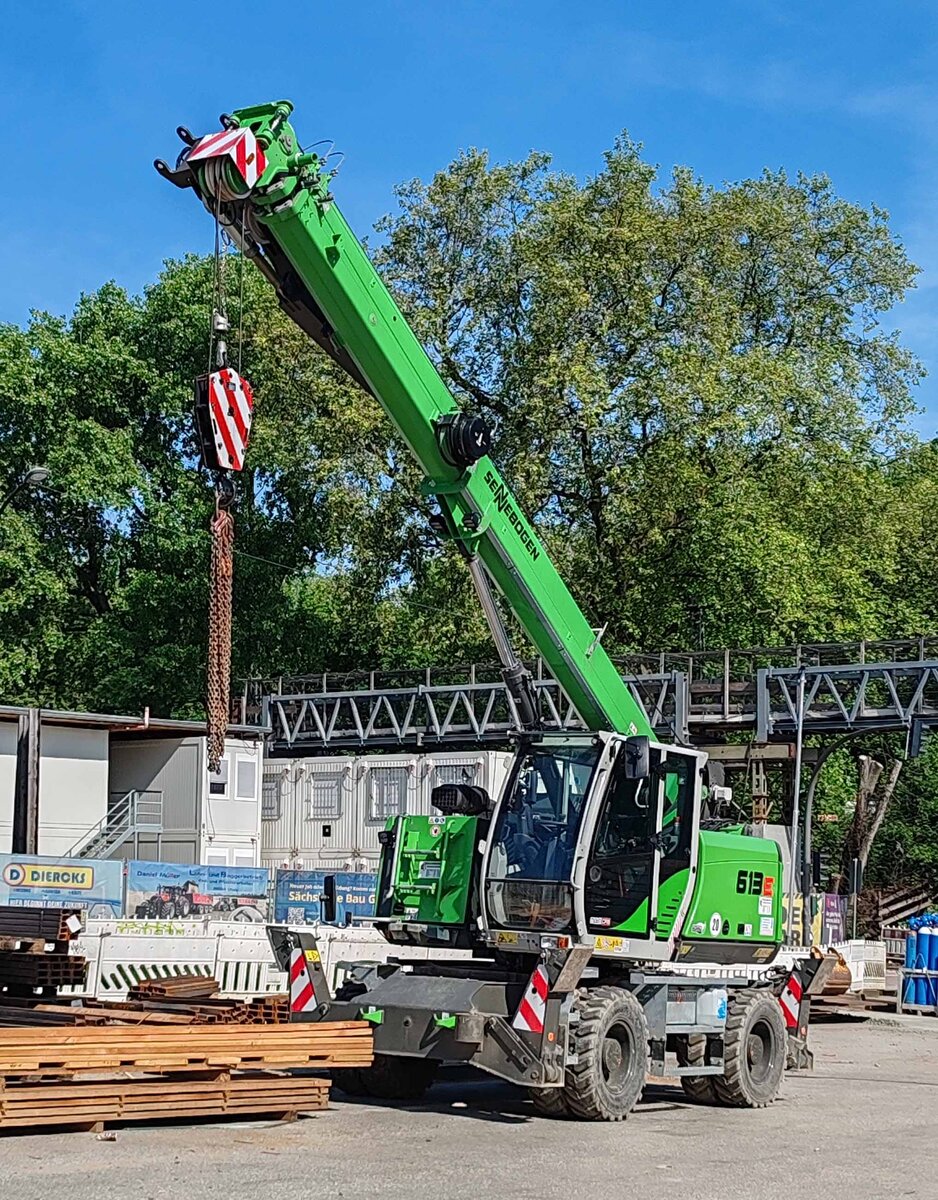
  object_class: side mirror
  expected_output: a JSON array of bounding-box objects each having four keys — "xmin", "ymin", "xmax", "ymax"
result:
[
  {"xmin": 431, "ymin": 783, "xmax": 491, "ymax": 816},
  {"xmin": 623, "ymin": 735, "xmax": 650, "ymax": 780},
  {"xmin": 320, "ymin": 874, "xmax": 337, "ymax": 924}
]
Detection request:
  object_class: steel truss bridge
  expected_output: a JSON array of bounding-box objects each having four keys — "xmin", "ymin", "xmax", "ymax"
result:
[{"xmin": 244, "ymin": 637, "xmax": 938, "ymax": 755}]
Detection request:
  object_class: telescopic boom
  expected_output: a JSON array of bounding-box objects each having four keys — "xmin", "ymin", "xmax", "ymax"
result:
[{"xmin": 157, "ymin": 101, "xmax": 651, "ymax": 738}]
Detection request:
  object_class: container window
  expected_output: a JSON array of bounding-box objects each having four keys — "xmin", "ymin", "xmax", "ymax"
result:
[
  {"xmin": 368, "ymin": 766, "xmax": 408, "ymax": 822},
  {"xmin": 261, "ymin": 772, "xmax": 282, "ymax": 821},
  {"xmin": 432, "ymin": 762, "xmax": 480, "ymax": 788},
  {"xmin": 305, "ymin": 771, "xmax": 343, "ymax": 820},
  {"xmin": 209, "ymin": 758, "xmax": 229, "ymax": 798},
  {"xmin": 236, "ymin": 758, "xmax": 257, "ymax": 800}
]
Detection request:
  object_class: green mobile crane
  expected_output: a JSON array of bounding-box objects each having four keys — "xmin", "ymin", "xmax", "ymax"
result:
[{"xmin": 158, "ymin": 101, "xmax": 829, "ymax": 1121}]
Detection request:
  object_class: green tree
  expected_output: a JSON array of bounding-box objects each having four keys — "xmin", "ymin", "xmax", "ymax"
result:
[{"xmin": 376, "ymin": 139, "xmax": 925, "ymax": 651}]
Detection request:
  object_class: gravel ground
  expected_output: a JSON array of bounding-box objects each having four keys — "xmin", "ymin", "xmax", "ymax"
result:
[{"xmin": 0, "ymin": 1018, "xmax": 936, "ymax": 1200}]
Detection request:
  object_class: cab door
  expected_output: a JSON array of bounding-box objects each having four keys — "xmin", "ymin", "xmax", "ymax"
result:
[{"xmin": 582, "ymin": 745, "xmax": 665, "ymax": 938}]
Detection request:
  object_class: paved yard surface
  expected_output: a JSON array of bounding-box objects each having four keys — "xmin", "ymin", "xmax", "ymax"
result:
[{"xmin": 1, "ymin": 1018, "xmax": 935, "ymax": 1200}]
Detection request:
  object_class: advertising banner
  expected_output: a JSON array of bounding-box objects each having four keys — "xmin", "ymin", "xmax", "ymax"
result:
[
  {"xmin": 821, "ymin": 892, "xmax": 848, "ymax": 944},
  {"xmin": 274, "ymin": 870, "xmax": 377, "ymax": 925},
  {"xmin": 126, "ymin": 860, "xmax": 269, "ymax": 922},
  {"xmin": 0, "ymin": 853, "xmax": 122, "ymax": 917}
]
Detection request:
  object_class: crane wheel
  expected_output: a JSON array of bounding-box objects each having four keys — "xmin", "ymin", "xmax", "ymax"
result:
[
  {"xmin": 675, "ymin": 1035, "xmax": 718, "ymax": 1104},
  {"xmin": 354, "ymin": 1054, "xmax": 437, "ymax": 1102},
  {"xmin": 563, "ymin": 986, "xmax": 647, "ymax": 1121},
  {"xmin": 528, "ymin": 1086, "xmax": 571, "ymax": 1119},
  {"xmin": 713, "ymin": 988, "xmax": 786, "ymax": 1108}
]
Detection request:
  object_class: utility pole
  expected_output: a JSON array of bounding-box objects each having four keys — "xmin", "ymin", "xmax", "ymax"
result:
[
  {"xmin": 786, "ymin": 667, "xmax": 806, "ymax": 945},
  {"xmin": 12, "ymin": 707, "xmax": 40, "ymax": 854}
]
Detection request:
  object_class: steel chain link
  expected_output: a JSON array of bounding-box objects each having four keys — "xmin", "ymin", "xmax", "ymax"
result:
[{"xmin": 207, "ymin": 502, "xmax": 234, "ymax": 773}]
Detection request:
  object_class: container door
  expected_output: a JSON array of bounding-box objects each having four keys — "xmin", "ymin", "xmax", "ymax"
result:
[
  {"xmin": 359, "ymin": 760, "xmax": 415, "ymax": 868},
  {"xmin": 298, "ymin": 762, "xmax": 352, "ymax": 869},
  {"xmin": 261, "ymin": 762, "xmax": 295, "ymax": 865}
]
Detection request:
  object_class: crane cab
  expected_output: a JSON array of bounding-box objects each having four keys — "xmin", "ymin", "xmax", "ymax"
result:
[
  {"xmin": 376, "ymin": 733, "xmax": 783, "ymax": 966},
  {"xmin": 480, "ymin": 734, "xmax": 704, "ymax": 962}
]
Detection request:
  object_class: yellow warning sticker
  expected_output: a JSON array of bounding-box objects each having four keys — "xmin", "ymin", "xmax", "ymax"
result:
[
  {"xmin": 593, "ymin": 935, "xmax": 626, "ymax": 954},
  {"xmin": 495, "ymin": 931, "xmax": 519, "ymax": 945},
  {"xmin": 304, "ymin": 948, "xmax": 320, "ymax": 963}
]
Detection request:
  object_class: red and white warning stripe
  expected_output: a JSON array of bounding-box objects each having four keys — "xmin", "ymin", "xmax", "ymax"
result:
[
  {"xmin": 189, "ymin": 126, "xmax": 267, "ymax": 189},
  {"xmin": 289, "ymin": 948, "xmax": 317, "ymax": 1014},
  {"xmin": 778, "ymin": 971, "xmax": 803, "ymax": 1029},
  {"xmin": 512, "ymin": 964, "xmax": 549, "ymax": 1034},
  {"xmin": 207, "ymin": 368, "xmax": 254, "ymax": 471}
]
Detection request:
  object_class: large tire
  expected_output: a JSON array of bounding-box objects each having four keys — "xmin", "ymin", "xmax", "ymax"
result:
[
  {"xmin": 713, "ymin": 988, "xmax": 786, "ymax": 1108},
  {"xmin": 528, "ymin": 1086, "xmax": 571, "ymax": 1119},
  {"xmin": 675, "ymin": 1034, "xmax": 718, "ymax": 1104},
  {"xmin": 358, "ymin": 1053, "xmax": 436, "ymax": 1102},
  {"xmin": 563, "ymin": 986, "xmax": 647, "ymax": 1121}
]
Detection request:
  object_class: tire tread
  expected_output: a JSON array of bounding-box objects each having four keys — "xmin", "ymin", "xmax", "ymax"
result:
[
  {"xmin": 563, "ymin": 985, "xmax": 646, "ymax": 1122},
  {"xmin": 712, "ymin": 987, "xmax": 785, "ymax": 1109}
]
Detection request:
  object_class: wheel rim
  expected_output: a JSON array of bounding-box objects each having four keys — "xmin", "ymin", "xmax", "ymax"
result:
[
  {"xmin": 746, "ymin": 1019, "xmax": 776, "ymax": 1085},
  {"xmin": 601, "ymin": 1022, "xmax": 633, "ymax": 1097}
]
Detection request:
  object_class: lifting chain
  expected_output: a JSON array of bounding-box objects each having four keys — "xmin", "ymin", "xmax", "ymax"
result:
[
  {"xmin": 207, "ymin": 487, "xmax": 235, "ymax": 774},
  {"xmin": 203, "ymin": 182, "xmax": 250, "ymax": 773}
]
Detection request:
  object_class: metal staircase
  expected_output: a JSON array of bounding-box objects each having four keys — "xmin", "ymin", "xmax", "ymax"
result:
[{"xmin": 67, "ymin": 790, "xmax": 163, "ymax": 860}]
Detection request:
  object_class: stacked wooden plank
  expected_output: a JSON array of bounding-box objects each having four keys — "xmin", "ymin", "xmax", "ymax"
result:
[
  {"xmin": 0, "ymin": 1073, "xmax": 333, "ymax": 1129},
  {"xmin": 0, "ymin": 906, "xmax": 86, "ymax": 998},
  {"xmin": 0, "ymin": 1022, "xmax": 373, "ymax": 1074},
  {"xmin": 0, "ymin": 1020, "xmax": 373, "ymax": 1131}
]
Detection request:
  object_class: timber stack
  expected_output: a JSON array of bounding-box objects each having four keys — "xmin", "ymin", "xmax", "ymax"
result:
[{"xmin": 0, "ymin": 1020, "xmax": 373, "ymax": 1131}]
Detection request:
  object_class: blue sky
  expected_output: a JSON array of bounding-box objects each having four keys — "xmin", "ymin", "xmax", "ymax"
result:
[{"xmin": 2, "ymin": 1, "xmax": 936, "ymax": 430}]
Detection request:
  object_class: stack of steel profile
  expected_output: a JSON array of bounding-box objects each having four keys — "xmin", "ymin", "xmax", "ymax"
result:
[
  {"xmin": 0, "ymin": 906, "xmax": 82, "ymax": 942},
  {"xmin": 0, "ymin": 977, "xmax": 292, "ymax": 1029},
  {"xmin": 129, "ymin": 975, "xmax": 219, "ymax": 1001},
  {"xmin": 116, "ymin": 977, "xmax": 290, "ymax": 1024},
  {"xmin": 0, "ymin": 905, "xmax": 86, "ymax": 999},
  {"xmin": 0, "ymin": 1020, "xmax": 373, "ymax": 1131}
]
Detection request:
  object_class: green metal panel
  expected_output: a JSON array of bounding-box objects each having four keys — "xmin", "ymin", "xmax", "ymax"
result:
[
  {"xmin": 682, "ymin": 832, "xmax": 783, "ymax": 945},
  {"xmin": 384, "ymin": 814, "xmax": 477, "ymax": 925},
  {"xmin": 222, "ymin": 101, "xmax": 651, "ymax": 739},
  {"xmin": 654, "ymin": 869, "xmax": 690, "ymax": 939}
]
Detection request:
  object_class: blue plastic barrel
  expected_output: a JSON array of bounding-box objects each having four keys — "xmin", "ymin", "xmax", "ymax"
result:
[
  {"xmin": 913, "ymin": 931, "xmax": 928, "ymax": 1006},
  {"xmin": 925, "ymin": 929, "xmax": 938, "ymax": 1008},
  {"xmin": 904, "ymin": 931, "xmax": 918, "ymax": 1006}
]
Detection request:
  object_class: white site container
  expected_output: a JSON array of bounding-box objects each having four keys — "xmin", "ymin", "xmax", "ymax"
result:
[
  {"xmin": 0, "ymin": 722, "xmax": 109, "ymax": 856},
  {"xmin": 109, "ymin": 735, "xmax": 263, "ymax": 867},
  {"xmin": 261, "ymin": 750, "xmax": 514, "ymax": 873}
]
